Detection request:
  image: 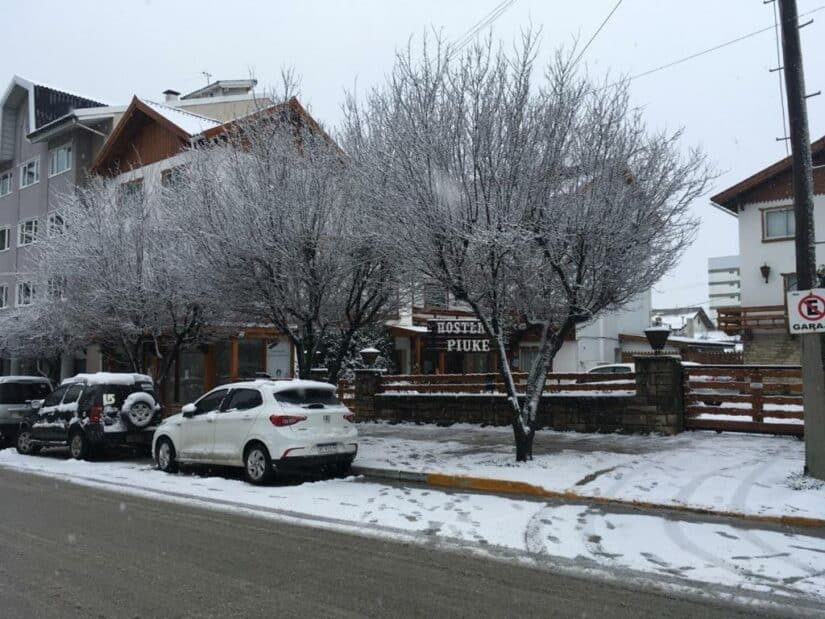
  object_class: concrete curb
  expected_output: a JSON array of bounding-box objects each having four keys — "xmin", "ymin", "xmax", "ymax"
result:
[{"xmin": 352, "ymin": 465, "xmax": 825, "ymax": 530}]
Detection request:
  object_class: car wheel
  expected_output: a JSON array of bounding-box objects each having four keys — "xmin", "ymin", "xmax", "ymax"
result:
[
  {"xmin": 156, "ymin": 438, "xmax": 178, "ymax": 474},
  {"xmin": 15, "ymin": 428, "xmax": 41, "ymax": 455},
  {"xmin": 243, "ymin": 443, "xmax": 272, "ymax": 485},
  {"xmin": 124, "ymin": 401, "xmax": 155, "ymax": 429},
  {"xmin": 69, "ymin": 430, "xmax": 88, "ymax": 460}
]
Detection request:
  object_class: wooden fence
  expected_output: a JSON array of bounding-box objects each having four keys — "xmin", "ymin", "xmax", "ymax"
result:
[
  {"xmin": 340, "ymin": 371, "xmax": 636, "ymax": 398},
  {"xmin": 683, "ymin": 365, "xmax": 803, "ymax": 436}
]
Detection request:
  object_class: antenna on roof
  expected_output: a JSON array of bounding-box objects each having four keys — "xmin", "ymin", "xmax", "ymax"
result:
[{"xmin": 201, "ymin": 71, "xmax": 212, "ymax": 85}]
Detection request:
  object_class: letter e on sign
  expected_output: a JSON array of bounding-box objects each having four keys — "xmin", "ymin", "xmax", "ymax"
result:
[{"xmin": 787, "ymin": 289, "xmax": 825, "ymax": 334}]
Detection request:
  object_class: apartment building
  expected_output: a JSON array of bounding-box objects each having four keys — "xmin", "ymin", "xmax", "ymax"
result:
[
  {"xmin": 707, "ymin": 255, "xmax": 741, "ymax": 321},
  {"xmin": 0, "ymin": 76, "xmax": 268, "ymax": 376}
]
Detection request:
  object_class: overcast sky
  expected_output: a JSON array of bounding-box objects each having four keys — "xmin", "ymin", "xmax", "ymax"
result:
[{"xmin": 3, "ymin": 0, "xmax": 824, "ymax": 310}]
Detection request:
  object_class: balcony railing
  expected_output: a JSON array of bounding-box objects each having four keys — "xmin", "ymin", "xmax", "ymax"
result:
[{"xmin": 716, "ymin": 305, "xmax": 786, "ymax": 334}]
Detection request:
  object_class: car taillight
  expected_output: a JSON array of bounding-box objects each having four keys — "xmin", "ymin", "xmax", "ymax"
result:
[
  {"xmin": 269, "ymin": 414, "xmax": 306, "ymax": 427},
  {"xmin": 343, "ymin": 413, "xmax": 356, "ymax": 423},
  {"xmin": 88, "ymin": 404, "xmax": 103, "ymax": 423}
]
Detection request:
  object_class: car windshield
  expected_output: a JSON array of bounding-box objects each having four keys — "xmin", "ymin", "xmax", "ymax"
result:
[
  {"xmin": 275, "ymin": 388, "xmax": 340, "ymax": 406},
  {"xmin": 0, "ymin": 382, "xmax": 52, "ymax": 404}
]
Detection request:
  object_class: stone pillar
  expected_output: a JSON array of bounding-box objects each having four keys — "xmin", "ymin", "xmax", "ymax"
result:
[
  {"xmin": 353, "ymin": 369, "xmax": 383, "ymax": 419},
  {"xmin": 85, "ymin": 345, "xmax": 103, "ymax": 373},
  {"xmin": 9, "ymin": 356, "xmax": 21, "ymax": 375},
  {"xmin": 633, "ymin": 355, "xmax": 685, "ymax": 434},
  {"xmin": 60, "ymin": 353, "xmax": 74, "ymax": 381}
]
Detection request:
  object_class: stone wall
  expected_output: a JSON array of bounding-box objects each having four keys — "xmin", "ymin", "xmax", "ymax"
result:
[{"xmin": 352, "ymin": 356, "xmax": 685, "ymax": 435}]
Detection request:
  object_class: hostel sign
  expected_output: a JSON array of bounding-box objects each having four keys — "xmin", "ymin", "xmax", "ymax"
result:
[
  {"xmin": 426, "ymin": 319, "xmax": 492, "ymax": 353},
  {"xmin": 787, "ymin": 289, "xmax": 825, "ymax": 334}
]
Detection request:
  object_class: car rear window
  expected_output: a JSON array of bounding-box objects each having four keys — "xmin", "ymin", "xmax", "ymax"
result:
[
  {"xmin": 0, "ymin": 382, "xmax": 52, "ymax": 404},
  {"xmin": 275, "ymin": 388, "xmax": 341, "ymax": 406},
  {"xmin": 79, "ymin": 383, "xmax": 158, "ymax": 409}
]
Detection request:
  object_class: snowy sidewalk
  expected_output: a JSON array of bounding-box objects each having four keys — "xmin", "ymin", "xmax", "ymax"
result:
[{"xmin": 355, "ymin": 422, "xmax": 825, "ymax": 523}]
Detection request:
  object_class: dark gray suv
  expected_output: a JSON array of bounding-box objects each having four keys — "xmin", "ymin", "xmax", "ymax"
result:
[{"xmin": 0, "ymin": 376, "xmax": 53, "ymax": 447}]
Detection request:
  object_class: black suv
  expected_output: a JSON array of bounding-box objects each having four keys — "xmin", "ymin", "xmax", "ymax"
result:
[{"xmin": 17, "ymin": 373, "xmax": 163, "ymax": 459}]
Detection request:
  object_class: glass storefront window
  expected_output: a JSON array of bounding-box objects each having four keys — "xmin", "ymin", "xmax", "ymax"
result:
[
  {"xmin": 178, "ymin": 350, "xmax": 205, "ymax": 404},
  {"xmin": 238, "ymin": 339, "xmax": 265, "ymax": 379}
]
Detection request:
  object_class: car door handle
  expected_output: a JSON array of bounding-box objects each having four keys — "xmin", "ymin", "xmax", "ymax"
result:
[{"xmin": 242, "ymin": 415, "xmax": 253, "ymax": 420}]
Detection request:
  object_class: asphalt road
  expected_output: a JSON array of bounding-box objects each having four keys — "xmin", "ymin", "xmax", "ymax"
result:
[{"xmin": 0, "ymin": 468, "xmax": 797, "ymax": 618}]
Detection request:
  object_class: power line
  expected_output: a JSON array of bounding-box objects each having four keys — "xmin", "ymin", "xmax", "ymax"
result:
[
  {"xmin": 604, "ymin": 4, "xmax": 825, "ymax": 88},
  {"xmin": 572, "ymin": 0, "xmax": 624, "ymax": 67},
  {"xmin": 449, "ymin": 0, "xmax": 517, "ymax": 57}
]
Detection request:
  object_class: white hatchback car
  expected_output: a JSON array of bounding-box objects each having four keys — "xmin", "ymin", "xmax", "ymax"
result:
[{"xmin": 152, "ymin": 379, "xmax": 358, "ymax": 484}]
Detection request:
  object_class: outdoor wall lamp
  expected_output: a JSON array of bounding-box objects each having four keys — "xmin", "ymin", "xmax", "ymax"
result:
[
  {"xmin": 760, "ymin": 263, "xmax": 771, "ymax": 284},
  {"xmin": 360, "ymin": 346, "xmax": 380, "ymax": 367},
  {"xmin": 644, "ymin": 326, "xmax": 671, "ymax": 355}
]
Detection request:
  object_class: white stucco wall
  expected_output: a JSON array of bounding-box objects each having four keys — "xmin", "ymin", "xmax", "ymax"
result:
[
  {"xmin": 737, "ymin": 195, "xmax": 825, "ymax": 307},
  {"xmin": 551, "ymin": 290, "xmax": 652, "ymax": 372}
]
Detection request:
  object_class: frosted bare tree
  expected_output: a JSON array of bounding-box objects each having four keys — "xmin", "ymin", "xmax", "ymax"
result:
[
  {"xmin": 22, "ymin": 177, "xmax": 217, "ymax": 393},
  {"xmin": 342, "ymin": 34, "xmax": 712, "ymax": 461},
  {"xmin": 169, "ymin": 109, "xmax": 395, "ymax": 380}
]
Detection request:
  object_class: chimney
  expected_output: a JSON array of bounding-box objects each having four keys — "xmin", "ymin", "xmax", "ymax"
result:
[{"xmin": 163, "ymin": 89, "xmax": 180, "ymax": 103}]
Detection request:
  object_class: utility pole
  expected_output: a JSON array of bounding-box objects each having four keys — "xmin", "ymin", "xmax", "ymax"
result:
[{"xmin": 779, "ymin": 0, "xmax": 825, "ymax": 478}]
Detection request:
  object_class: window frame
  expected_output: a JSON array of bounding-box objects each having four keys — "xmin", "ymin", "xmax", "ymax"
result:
[
  {"xmin": 0, "ymin": 284, "xmax": 7, "ymax": 310},
  {"xmin": 17, "ymin": 219, "xmax": 38, "ymax": 246},
  {"xmin": 761, "ymin": 206, "xmax": 795, "ymax": 242},
  {"xmin": 19, "ymin": 158, "xmax": 40, "ymax": 189},
  {"xmin": 48, "ymin": 143, "xmax": 72, "ymax": 177},
  {"xmin": 221, "ymin": 388, "xmax": 263, "ymax": 412},
  {"xmin": 15, "ymin": 281, "xmax": 35, "ymax": 307},
  {"xmin": 0, "ymin": 170, "xmax": 11, "ymax": 197},
  {"xmin": 47, "ymin": 212, "xmax": 65, "ymax": 236},
  {"xmin": 0, "ymin": 227, "xmax": 9, "ymax": 252}
]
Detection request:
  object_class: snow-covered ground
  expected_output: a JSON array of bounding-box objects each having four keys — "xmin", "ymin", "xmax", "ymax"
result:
[
  {"xmin": 0, "ymin": 446, "xmax": 824, "ymax": 608},
  {"xmin": 356, "ymin": 423, "xmax": 825, "ymax": 520}
]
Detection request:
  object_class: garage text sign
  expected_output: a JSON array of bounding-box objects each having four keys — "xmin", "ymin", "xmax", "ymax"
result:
[
  {"xmin": 426, "ymin": 319, "xmax": 491, "ymax": 353},
  {"xmin": 787, "ymin": 289, "xmax": 825, "ymax": 334}
]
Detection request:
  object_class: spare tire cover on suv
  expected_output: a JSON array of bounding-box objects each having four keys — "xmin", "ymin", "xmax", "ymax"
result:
[{"xmin": 120, "ymin": 391, "xmax": 157, "ymax": 429}]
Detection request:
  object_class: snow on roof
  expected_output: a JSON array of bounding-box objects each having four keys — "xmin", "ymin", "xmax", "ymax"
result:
[
  {"xmin": 138, "ymin": 98, "xmax": 222, "ymax": 136},
  {"xmin": 266, "ymin": 379, "xmax": 336, "ymax": 393},
  {"xmin": 0, "ymin": 375, "xmax": 52, "ymax": 383},
  {"xmin": 654, "ymin": 312, "xmax": 697, "ymax": 331},
  {"xmin": 61, "ymin": 372, "xmax": 154, "ymax": 386}
]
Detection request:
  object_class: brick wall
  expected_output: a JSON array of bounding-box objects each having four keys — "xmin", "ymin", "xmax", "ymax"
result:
[{"xmin": 352, "ymin": 356, "xmax": 685, "ymax": 435}]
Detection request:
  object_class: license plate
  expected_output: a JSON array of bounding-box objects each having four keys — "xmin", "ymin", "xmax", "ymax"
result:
[{"xmin": 316, "ymin": 443, "xmax": 337, "ymax": 455}]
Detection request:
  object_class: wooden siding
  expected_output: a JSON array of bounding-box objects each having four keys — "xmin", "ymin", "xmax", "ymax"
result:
[{"xmin": 100, "ymin": 109, "xmax": 187, "ymax": 173}]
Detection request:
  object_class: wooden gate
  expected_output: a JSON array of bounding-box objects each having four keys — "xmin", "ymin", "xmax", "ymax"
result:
[{"xmin": 683, "ymin": 365, "xmax": 803, "ymax": 436}]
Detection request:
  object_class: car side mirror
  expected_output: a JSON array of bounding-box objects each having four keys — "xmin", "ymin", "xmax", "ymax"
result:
[{"xmin": 181, "ymin": 403, "xmax": 197, "ymax": 418}]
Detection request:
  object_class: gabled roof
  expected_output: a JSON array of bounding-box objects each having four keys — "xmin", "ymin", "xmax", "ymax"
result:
[
  {"xmin": 91, "ymin": 97, "xmax": 221, "ymax": 175},
  {"xmin": 710, "ymin": 135, "xmax": 825, "ymax": 213},
  {"xmin": 181, "ymin": 79, "xmax": 257, "ymax": 100},
  {"xmin": 651, "ymin": 306, "xmax": 715, "ymax": 331},
  {"xmin": 1, "ymin": 75, "xmax": 105, "ymax": 161}
]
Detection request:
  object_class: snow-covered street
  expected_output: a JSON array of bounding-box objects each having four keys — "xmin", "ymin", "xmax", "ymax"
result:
[{"xmin": 1, "ymin": 445, "xmax": 824, "ymax": 610}]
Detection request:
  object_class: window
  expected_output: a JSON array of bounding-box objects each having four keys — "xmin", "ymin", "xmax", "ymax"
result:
[
  {"xmin": 47, "ymin": 212, "xmax": 65, "ymax": 236},
  {"xmin": 16, "ymin": 281, "xmax": 35, "ymax": 307},
  {"xmin": 18, "ymin": 219, "xmax": 38, "ymax": 246},
  {"xmin": 222, "ymin": 388, "xmax": 263, "ymax": 411},
  {"xmin": 274, "ymin": 388, "xmax": 340, "ymax": 406},
  {"xmin": 0, "ymin": 171, "xmax": 11, "ymax": 196},
  {"xmin": 161, "ymin": 166, "xmax": 184, "ymax": 187},
  {"xmin": 49, "ymin": 144, "xmax": 72, "ymax": 176},
  {"xmin": 0, "ymin": 227, "xmax": 9, "ymax": 251},
  {"xmin": 48, "ymin": 276, "xmax": 66, "ymax": 300},
  {"xmin": 0, "ymin": 285, "xmax": 7, "ymax": 309},
  {"xmin": 0, "ymin": 381, "xmax": 51, "ymax": 404},
  {"xmin": 195, "ymin": 388, "xmax": 228, "ymax": 413},
  {"xmin": 19, "ymin": 159, "xmax": 39, "ymax": 188},
  {"xmin": 42, "ymin": 386, "xmax": 68, "ymax": 408},
  {"xmin": 119, "ymin": 179, "xmax": 144, "ymax": 201},
  {"xmin": 62, "ymin": 384, "xmax": 84, "ymax": 405},
  {"xmin": 763, "ymin": 207, "xmax": 795, "ymax": 240}
]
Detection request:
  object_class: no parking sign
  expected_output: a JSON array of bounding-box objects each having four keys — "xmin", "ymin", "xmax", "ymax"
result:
[{"xmin": 787, "ymin": 289, "xmax": 825, "ymax": 334}]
